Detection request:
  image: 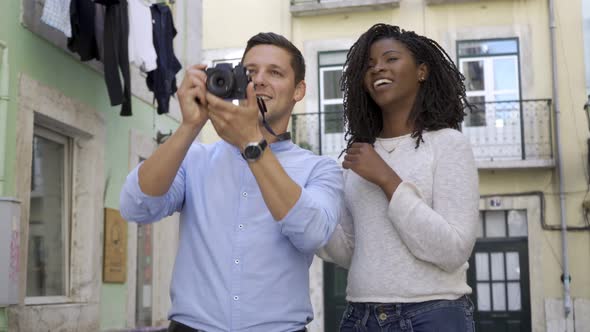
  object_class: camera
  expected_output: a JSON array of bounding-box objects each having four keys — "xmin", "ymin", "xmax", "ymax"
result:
[{"xmin": 205, "ymin": 63, "xmax": 249, "ymax": 100}]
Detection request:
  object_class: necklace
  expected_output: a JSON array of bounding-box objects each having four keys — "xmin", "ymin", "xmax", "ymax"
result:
[{"xmin": 377, "ymin": 139, "xmax": 397, "ymax": 154}]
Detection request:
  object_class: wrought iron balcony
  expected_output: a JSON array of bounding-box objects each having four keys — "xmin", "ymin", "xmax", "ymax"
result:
[
  {"xmin": 291, "ymin": 99, "xmax": 554, "ymax": 169},
  {"xmin": 290, "ymin": 0, "xmax": 400, "ymax": 17}
]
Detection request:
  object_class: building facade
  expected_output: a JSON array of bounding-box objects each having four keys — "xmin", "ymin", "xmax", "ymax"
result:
[
  {"xmin": 201, "ymin": 0, "xmax": 590, "ymax": 331},
  {"xmin": 0, "ymin": 0, "xmax": 202, "ymax": 331}
]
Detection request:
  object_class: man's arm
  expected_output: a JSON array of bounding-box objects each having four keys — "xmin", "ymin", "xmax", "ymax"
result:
[
  {"xmin": 138, "ymin": 123, "xmax": 200, "ymax": 195},
  {"xmin": 316, "ymin": 203, "xmax": 355, "ymax": 269},
  {"xmin": 246, "ymin": 149, "xmax": 301, "ymax": 220},
  {"xmin": 120, "ymin": 64, "xmax": 209, "ymax": 222},
  {"xmin": 206, "ymin": 83, "xmax": 305, "ymax": 220},
  {"xmin": 139, "ymin": 65, "xmax": 209, "ymax": 196},
  {"xmin": 206, "ymin": 83, "xmax": 343, "ymax": 253},
  {"xmin": 276, "ymin": 157, "xmax": 344, "ymax": 253}
]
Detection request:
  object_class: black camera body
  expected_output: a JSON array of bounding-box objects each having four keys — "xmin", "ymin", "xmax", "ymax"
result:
[{"xmin": 206, "ymin": 63, "xmax": 249, "ymax": 100}]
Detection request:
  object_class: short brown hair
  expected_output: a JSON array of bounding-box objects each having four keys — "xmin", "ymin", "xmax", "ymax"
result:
[{"xmin": 243, "ymin": 32, "xmax": 306, "ymax": 84}]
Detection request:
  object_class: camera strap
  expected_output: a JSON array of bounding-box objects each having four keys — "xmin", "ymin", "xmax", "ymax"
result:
[{"xmin": 257, "ymin": 97, "xmax": 291, "ymax": 142}]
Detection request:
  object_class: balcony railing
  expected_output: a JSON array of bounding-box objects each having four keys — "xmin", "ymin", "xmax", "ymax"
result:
[
  {"xmin": 290, "ymin": 0, "xmax": 400, "ymax": 17},
  {"xmin": 425, "ymin": 0, "xmax": 516, "ymax": 5},
  {"xmin": 291, "ymin": 99, "xmax": 554, "ymax": 169}
]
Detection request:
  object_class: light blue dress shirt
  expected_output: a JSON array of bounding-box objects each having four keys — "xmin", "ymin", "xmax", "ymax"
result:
[{"xmin": 120, "ymin": 140, "xmax": 343, "ymax": 332}]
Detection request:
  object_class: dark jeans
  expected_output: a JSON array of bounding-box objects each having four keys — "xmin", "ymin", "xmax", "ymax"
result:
[
  {"xmin": 168, "ymin": 321, "xmax": 204, "ymax": 332},
  {"xmin": 167, "ymin": 320, "xmax": 307, "ymax": 332},
  {"xmin": 340, "ymin": 296, "xmax": 475, "ymax": 332}
]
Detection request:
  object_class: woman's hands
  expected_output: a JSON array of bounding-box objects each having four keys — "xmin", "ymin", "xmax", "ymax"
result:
[{"xmin": 342, "ymin": 142, "xmax": 401, "ymax": 200}]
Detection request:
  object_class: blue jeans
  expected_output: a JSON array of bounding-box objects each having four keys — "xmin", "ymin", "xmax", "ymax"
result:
[{"xmin": 340, "ymin": 296, "xmax": 475, "ymax": 332}]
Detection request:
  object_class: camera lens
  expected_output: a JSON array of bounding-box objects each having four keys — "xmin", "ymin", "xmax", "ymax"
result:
[{"xmin": 206, "ymin": 69, "xmax": 235, "ymax": 98}]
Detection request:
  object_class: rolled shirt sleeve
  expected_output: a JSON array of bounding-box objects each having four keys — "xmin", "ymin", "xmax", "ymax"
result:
[
  {"xmin": 316, "ymin": 203, "xmax": 355, "ymax": 269},
  {"xmin": 279, "ymin": 158, "xmax": 344, "ymax": 254},
  {"xmin": 119, "ymin": 161, "xmax": 186, "ymax": 223}
]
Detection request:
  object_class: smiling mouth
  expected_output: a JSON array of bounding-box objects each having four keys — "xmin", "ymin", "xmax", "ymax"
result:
[
  {"xmin": 373, "ymin": 79, "xmax": 393, "ymax": 89},
  {"xmin": 256, "ymin": 95, "xmax": 272, "ymax": 101}
]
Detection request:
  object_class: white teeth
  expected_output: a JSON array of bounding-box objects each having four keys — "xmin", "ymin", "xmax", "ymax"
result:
[
  {"xmin": 373, "ymin": 79, "xmax": 392, "ymax": 88},
  {"xmin": 258, "ymin": 96, "xmax": 271, "ymax": 100}
]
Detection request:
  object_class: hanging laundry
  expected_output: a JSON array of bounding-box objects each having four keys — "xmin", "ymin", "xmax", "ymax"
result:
[
  {"xmin": 128, "ymin": 0, "xmax": 157, "ymax": 72},
  {"xmin": 41, "ymin": 0, "xmax": 73, "ymax": 37},
  {"xmin": 98, "ymin": 0, "xmax": 132, "ymax": 116},
  {"xmin": 68, "ymin": 0, "xmax": 100, "ymax": 61},
  {"xmin": 95, "ymin": 0, "xmax": 119, "ymax": 4},
  {"xmin": 94, "ymin": 3, "xmax": 106, "ymax": 61},
  {"xmin": 147, "ymin": 3, "xmax": 182, "ymax": 115}
]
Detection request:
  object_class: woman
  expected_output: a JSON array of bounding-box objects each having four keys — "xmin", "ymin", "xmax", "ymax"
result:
[{"xmin": 320, "ymin": 23, "xmax": 479, "ymax": 331}]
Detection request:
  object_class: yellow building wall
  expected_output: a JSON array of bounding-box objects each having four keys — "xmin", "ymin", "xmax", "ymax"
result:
[
  {"xmin": 201, "ymin": 0, "xmax": 590, "ymax": 301},
  {"xmin": 203, "ymin": 0, "xmax": 291, "ymax": 49}
]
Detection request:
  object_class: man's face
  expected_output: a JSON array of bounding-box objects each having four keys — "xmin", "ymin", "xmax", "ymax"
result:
[{"xmin": 242, "ymin": 44, "xmax": 305, "ymax": 126}]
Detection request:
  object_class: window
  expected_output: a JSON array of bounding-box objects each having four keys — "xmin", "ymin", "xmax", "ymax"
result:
[
  {"xmin": 318, "ymin": 51, "xmax": 347, "ymax": 156},
  {"xmin": 320, "ymin": 67, "xmax": 344, "ymax": 134},
  {"xmin": 26, "ymin": 126, "xmax": 72, "ymax": 299},
  {"xmin": 290, "ymin": 0, "xmax": 401, "ymax": 17},
  {"xmin": 471, "ymin": 210, "xmax": 529, "ymax": 317},
  {"xmin": 476, "ymin": 209, "xmax": 528, "ymax": 239},
  {"xmin": 457, "ymin": 39, "xmax": 520, "ymax": 127}
]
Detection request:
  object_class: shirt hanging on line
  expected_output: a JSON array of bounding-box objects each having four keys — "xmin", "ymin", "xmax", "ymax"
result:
[
  {"xmin": 41, "ymin": 0, "xmax": 73, "ymax": 37},
  {"xmin": 128, "ymin": 0, "xmax": 157, "ymax": 72}
]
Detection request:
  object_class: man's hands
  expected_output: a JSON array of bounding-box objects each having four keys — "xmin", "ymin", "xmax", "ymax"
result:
[
  {"xmin": 177, "ymin": 64, "xmax": 210, "ymax": 131},
  {"xmin": 342, "ymin": 142, "xmax": 401, "ymax": 200},
  {"xmin": 178, "ymin": 64, "xmax": 263, "ymax": 152},
  {"xmin": 207, "ymin": 82, "xmax": 263, "ymax": 152}
]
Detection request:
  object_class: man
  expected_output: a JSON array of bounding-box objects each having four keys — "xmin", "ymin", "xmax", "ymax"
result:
[{"xmin": 120, "ymin": 32, "xmax": 343, "ymax": 332}]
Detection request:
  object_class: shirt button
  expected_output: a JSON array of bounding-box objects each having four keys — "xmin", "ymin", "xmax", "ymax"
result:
[
  {"xmin": 234, "ymin": 259, "xmax": 240, "ymax": 264},
  {"xmin": 238, "ymin": 224, "xmax": 244, "ymax": 229},
  {"xmin": 242, "ymin": 192, "xmax": 248, "ymax": 197},
  {"xmin": 379, "ymin": 313, "xmax": 388, "ymax": 321},
  {"xmin": 233, "ymin": 296, "xmax": 239, "ymax": 301}
]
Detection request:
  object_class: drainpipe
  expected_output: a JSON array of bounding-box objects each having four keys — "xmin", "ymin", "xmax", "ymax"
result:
[
  {"xmin": 0, "ymin": 42, "xmax": 9, "ymax": 196},
  {"xmin": 548, "ymin": 0, "xmax": 572, "ymax": 317}
]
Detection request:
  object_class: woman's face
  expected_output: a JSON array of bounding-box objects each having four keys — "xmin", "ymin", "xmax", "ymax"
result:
[{"xmin": 363, "ymin": 38, "xmax": 426, "ymax": 111}]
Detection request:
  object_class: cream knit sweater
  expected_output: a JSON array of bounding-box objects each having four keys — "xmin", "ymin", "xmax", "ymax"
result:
[{"xmin": 319, "ymin": 128, "xmax": 479, "ymax": 303}]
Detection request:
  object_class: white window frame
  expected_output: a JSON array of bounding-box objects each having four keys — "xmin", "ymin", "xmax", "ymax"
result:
[
  {"xmin": 459, "ymin": 54, "xmax": 520, "ymax": 128},
  {"xmin": 25, "ymin": 125, "xmax": 72, "ymax": 304},
  {"xmin": 461, "ymin": 55, "xmax": 520, "ymax": 102},
  {"xmin": 318, "ymin": 64, "xmax": 347, "ymax": 159},
  {"xmin": 319, "ymin": 65, "xmax": 345, "ymax": 134}
]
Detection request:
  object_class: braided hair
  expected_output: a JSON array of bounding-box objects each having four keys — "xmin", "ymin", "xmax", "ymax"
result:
[{"xmin": 341, "ymin": 23, "xmax": 472, "ymax": 150}]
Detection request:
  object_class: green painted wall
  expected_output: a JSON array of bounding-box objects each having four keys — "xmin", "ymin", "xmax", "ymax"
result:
[
  {"xmin": 0, "ymin": 0, "xmax": 179, "ymax": 330},
  {"xmin": 101, "ymin": 284, "xmax": 129, "ymax": 330},
  {"xmin": 0, "ymin": 310, "xmax": 6, "ymax": 332}
]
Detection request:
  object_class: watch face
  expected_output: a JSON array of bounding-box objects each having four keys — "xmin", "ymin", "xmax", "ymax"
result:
[{"xmin": 244, "ymin": 145, "xmax": 262, "ymax": 160}]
